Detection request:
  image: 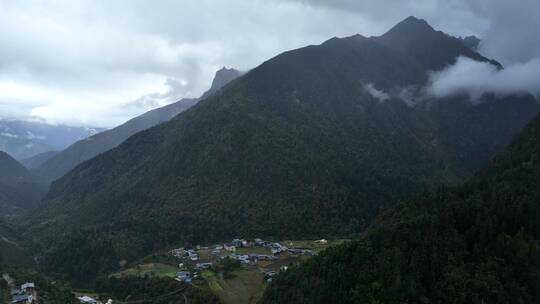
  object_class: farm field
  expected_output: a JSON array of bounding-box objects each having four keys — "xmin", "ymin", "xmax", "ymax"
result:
[
  {"xmin": 204, "ymin": 270, "xmax": 265, "ymax": 304},
  {"xmin": 112, "ymin": 263, "xmax": 178, "ymax": 279}
]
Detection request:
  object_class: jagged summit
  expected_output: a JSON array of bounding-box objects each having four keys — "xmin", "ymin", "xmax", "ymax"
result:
[
  {"xmin": 376, "ymin": 15, "xmax": 446, "ymax": 47},
  {"xmin": 384, "ymin": 16, "xmax": 434, "ymax": 36},
  {"xmin": 323, "ymin": 16, "xmax": 485, "ymax": 66},
  {"xmin": 204, "ymin": 67, "xmax": 243, "ymax": 98},
  {"xmin": 212, "ymin": 67, "xmax": 242, "ymax": 87},
  {"xmin": 370, "ymin": 16, "xmax": 501, "ymax": 70}
]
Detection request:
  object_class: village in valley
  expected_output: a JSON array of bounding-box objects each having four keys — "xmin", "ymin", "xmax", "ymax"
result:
[
  {"xmin": 2, "ymin": 238, "xmax": 343, "ymax": 304},
  {"xmin": 170, "ymin": 238, "xmax": 323, "ymax": 284},
  {"xmin": 2, "ymin": 274, "xmax": 36, "ymax": 304},
  {"xmin": 109, "ymin": 237, "xmax": 344, "ymax": 304}
]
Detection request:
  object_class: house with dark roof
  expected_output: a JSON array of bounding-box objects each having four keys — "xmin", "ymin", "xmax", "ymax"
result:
[
  {"xmin": 21, "ymin": 283, "xmax": 34, "ymax": 294},
  {"xmin": 11, "ymin": 294, "xmax": 30, "ymax": 304}
]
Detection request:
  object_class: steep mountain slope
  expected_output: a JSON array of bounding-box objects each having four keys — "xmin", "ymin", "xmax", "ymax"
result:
[
  {"xmin": 20, "ymin": 150, "xmax": 60, "ymax": 169},
  {"xmin": 261, "ymin": 109, "xmax": 540, "ymax": 304},
  {"xmin": 30, "ymin": 17, "xmax": 539, "ymax": 281},
  {"xmin": 0, "ymin": 151, "xmax": 47, "ymax": 213},
  {"xmin": 0, "ymin": 119, "xmax": 101, "ymax": 159},
  {"xmin": 35, "ymin": 68, "xmax": 242, "ymax": 181}
]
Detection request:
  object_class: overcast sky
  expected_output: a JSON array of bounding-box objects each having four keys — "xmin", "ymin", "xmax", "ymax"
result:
[{"xmin": 0, "ymin": 0, "xmax": 538, "ymax": 128}]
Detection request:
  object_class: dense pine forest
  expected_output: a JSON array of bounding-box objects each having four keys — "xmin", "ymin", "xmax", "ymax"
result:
[
  {"xmin": 261, "ymin": 109, "xmax": 540, "ymax": 303},
  {"xmin": 1, "ymin": 4, "xmax": 539, "ymax": 303},
  {"xmin": 95, "ymin": 277, "xmax": 220, "ymax": 304}
]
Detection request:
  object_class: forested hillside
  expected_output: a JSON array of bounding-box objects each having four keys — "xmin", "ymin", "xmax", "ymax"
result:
[
  {"xmin": 261, "ymin": 110, "xmax": 540, "ymax": 304},
  {"xmin": 95, "ymin": 277, "xmax": 220, "ymax": 304},
  {"xmin": 0, "ymin": 151, "xmax": 47, "ymax": 213},
  {"xmin": 28, "ymin": 17, "xmax": 539, "ymax": 282},
  {"xmin": 0, "ymin": 220, "xmax": 34, "ymax": 268}
]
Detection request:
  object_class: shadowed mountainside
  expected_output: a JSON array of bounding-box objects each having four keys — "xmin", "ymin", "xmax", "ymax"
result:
[
  {"xmin": 28, "ymin": 17, "xmax": 539, "ymax": 282},
  {"xmin": 262, "ymin": 107, "xmax": 540, "ymax": 304}
]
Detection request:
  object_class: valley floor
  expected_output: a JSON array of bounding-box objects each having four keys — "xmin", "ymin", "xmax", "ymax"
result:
[{"xmin": 108, "ymin": 238, "xmax": 347, "ymax": 304}]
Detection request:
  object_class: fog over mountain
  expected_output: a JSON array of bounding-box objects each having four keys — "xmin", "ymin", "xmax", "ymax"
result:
[
  {"xmin": 426, "ymin": 1, "xmax": 540, "ymax": 98},
  {"xmin": 428, "ymin": 57, "xmax": 540, "ymax": 100}
]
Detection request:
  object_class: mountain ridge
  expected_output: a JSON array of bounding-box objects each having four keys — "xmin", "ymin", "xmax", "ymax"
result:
[
  {"xmin": 28, "ymin": 17, "xmax": 539, "ymax": 282},
  {"xmin": 35, "ymin": 67, "xmax": 243, "ymax": 181}
]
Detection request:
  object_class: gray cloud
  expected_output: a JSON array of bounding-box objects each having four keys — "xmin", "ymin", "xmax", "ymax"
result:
[
  {"xmin": 0, "ymin": 0, "xmax": 369, "ymax": 127},
  {"xmin": 467, "ymin": 0, "xmax": 540, "ymax": 64},
  {"xmin": 284, "ymin": 0, "xmax": 488, "ymax": 37},
  {"xmin": 123, "ymin": 78, "xmax": 191, "ymax": 110},
  {"xmin": 0, "ymin": 0, "xmax": 538, "ymax": 126}
]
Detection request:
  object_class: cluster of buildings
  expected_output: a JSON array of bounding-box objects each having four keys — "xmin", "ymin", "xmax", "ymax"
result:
[
  {"xmin": 225, "ymin": 253, "xmax": 278, "ymax": 266},
  {"xmin": 9, "ymin": 282, "xmax": 35, "ymax": 304},
  {"xmin": 171, "ymin": 239, "xmax": 313, "ymax": 264},
  {"xmin": 169, "ymin": 238, "xmax": 317, "ymax": 283},
  {"xmin": 1, "ymin": 274, "xmax": 36, "ymax": 304}
]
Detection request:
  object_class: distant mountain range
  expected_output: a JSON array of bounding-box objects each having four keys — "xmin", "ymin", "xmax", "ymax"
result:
[
  {"xmin": 0, "ymin": 119, "xmax": 102, "ymax": 160},
  {"xmin": 28, "ymin": 17, "xmax": 539, "ymax": 282},
  {"xmin": 262, "ymin": 98, "xmax": 540, "ymax": 304},
  {"xmin": 34, "ymin": 67, "xmax": 242, "ymax": 181}
]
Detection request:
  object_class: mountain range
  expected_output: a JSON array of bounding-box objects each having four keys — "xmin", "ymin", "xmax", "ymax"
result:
[
  {"xmin": 0, "ymin": 119, "xmax": 101, "ymax": 160},
  {"xmin": 33, "ymin": 67, "xmax": 242, "ymax": 181},
  {"xmin": 26, "ymin": 17, "xmax": 540, "ymax": 282}
]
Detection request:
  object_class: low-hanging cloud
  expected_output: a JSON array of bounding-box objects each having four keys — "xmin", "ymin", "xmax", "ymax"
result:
[
  {"xmin": 123, "ymin": 78, "xmax": 191, "ymax": 111},
  {"xmin": 363, "ymin": 83, "xmax": 390, "ymax": 103},
  {"xmin": 428, "ymin": 57, "xmax": 540, "ymax": 100},
  {"xmin": 422, "ymin": 0, "xmax": 540, "ymax": 101}
]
